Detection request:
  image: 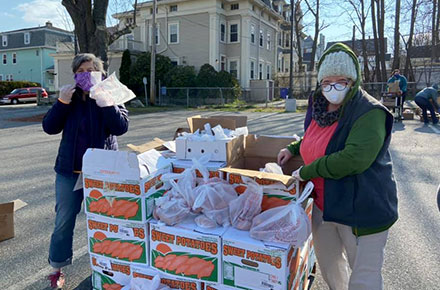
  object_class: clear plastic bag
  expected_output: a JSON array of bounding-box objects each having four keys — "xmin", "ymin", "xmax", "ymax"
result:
[
  {"xmin": 229, "ymin": 177, "xmax": 263, "ymax": 230},
  {"xmin": 153, "ymin": 189, "xmax": 190, "ymax": 226},
  {"xmin": 121, "ymin": 276, "xmax": 172, "ymax": 290},
  {"xmin": 191, "ymin": 157, "xmax": 238, "ymax": 228},
  {"xmin": 250, "ymin": 182, "xmax": 314, "ymax": 246}
]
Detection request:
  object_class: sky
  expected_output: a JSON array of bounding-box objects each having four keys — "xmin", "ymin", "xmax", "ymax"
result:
[{"xmin": 0, "ymin": 0, "xmax": 409, "ymax": 47}]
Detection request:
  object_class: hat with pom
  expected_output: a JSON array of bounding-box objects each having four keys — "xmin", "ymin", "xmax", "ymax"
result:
[{"xmin": 317, "ymin": 50, "xmax": 358, "ymax": 83}]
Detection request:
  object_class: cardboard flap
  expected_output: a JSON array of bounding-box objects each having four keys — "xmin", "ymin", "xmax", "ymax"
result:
[
  {"xmin": 220, "ymin": 167, "xmax": 295, "ymax": 187},
  {"xmin": 244, "ymin": 134, "xmax": 297, "ymax": 158},
  {"xmin": 82, "ymin": 148, "xmax": 140, "ymax": 180},
  {"xmin": 137, "ymin": 149, "xmax": 172, "ymax": 179},
  {"xmin": 0, "ymin": 202, "xmax": 13, "ymax": 213},
  {"xmin": 127, "ymin": 138, "xmax": 166, "ymax": 153},
  {"xmin": 187, "ymin": 115, "xmax": 247, "ymax": 132}
]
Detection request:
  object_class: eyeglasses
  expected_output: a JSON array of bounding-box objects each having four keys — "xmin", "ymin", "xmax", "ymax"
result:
[{"xmin": 320, "ymin": 81, "xmax": 349, "ymax": 92}]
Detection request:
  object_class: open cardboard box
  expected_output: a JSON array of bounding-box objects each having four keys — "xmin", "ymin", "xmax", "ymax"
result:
[
  {"xmin": 175, "ymin": 115, "xmax": 247, "ymax": 163},
  {"xmin": 221, "ymin": 134, "xmax": 305, "ymax": 210},
  {"xmin": 0, "ymin": 202, "xmax": 14, "ymax": 242}
]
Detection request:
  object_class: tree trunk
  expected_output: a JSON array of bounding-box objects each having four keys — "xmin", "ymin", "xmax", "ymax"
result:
[
  {"xmin": 360, "ymin": 0, "xmax": 370, "ymax": 82},
  {"xmin": 294, "ymin": 1, "xmax": 304, "ymax": 72},
  {"xmin": 371, "ymin": 0, "xmax": 381, "ymax": 81},
  {"xmin": 378, "ymin": 0, "xmax": 387, "ymax": 82},
  {"xmin": 392, "ymin": 0, "xmax": 400, "ymax": 70},
  {"xmin": 307, "ymin": 0, "xmax": 320, "ymax": 72},
  {"xmin": 404, "ymin": 0, "xmax": 418, "ymax": 81},
  {"xmin": 62, "ymin": 0, "xmax": 137, "ymax": 71}
]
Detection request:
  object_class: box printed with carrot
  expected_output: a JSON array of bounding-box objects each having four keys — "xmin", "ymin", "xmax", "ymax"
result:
[
  {"xmin": 131, "ymin": 265, "xmax": 203, "ymax": 290},
  {"xmin": 90, "ymin": 254, "xmax": 131, "ymax": 290},
  {"xmin": 149, "ymin": 218, "xmax": 227, "ymax": 283},
  {"xmin": 222, "ymin": 227, "xmax": 303, "ymax": 290},
  {"xmin": 82, "ymin": 148, "xmax": 172, "ymax": 222},
  {"xmin": 87, "ymin": 216, "xmax": 149, "ymax": 266},
  {"xmin": 222, "ymin": 170, "xmax": 300, "ymax": 212}
]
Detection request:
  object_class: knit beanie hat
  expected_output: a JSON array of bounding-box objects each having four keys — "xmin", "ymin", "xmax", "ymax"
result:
[{"xmin": 317, "ymin": 50, "xmax": 358, "ymax": 83}]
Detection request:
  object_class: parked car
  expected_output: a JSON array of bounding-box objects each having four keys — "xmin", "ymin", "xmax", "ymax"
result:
[{"xmin": 0, "ymin": 87, "xmax": 48, "ymax": 104}]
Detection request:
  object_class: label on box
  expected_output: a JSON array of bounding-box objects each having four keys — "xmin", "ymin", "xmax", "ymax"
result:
[
  {"xmin": 132, "ymin": 266, "xmax": 203, "ymax": 290},
  {"xmin": 90, "ymin": 255, "xmax": 131, "ymax": 290},
  {"xmin": 87, "ymin": 216, "xmax": 149, "ymax": 266},
  {"xmin": 149, "ymin": 218, "xmax": 226, "ymax": 283}
]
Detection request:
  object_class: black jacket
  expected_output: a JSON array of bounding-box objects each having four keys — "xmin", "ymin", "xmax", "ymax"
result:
[{"xmin": 42, "ymin": 89, "xmax": 129, "ymax": 177}]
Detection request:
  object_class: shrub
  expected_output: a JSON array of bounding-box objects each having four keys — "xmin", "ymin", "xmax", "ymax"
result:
[{"xmin": 119, "ymin": 49, "xmax": 131, "ymax": 86}]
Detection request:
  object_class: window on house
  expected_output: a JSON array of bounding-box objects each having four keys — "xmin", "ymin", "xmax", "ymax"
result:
[
  {"xmin": 220, "ymin": 23, "xmax": 226, "ymax": 42},
  {"xmin": 6, "ymin": 74, "xmax": 13, "ymax": 81},
  {"xmin": 12, "ymin": 53, "xmax": 16, "ymax": 64},
  {"xmin": 229, "ymin": 60, "xmax": 238, "ymax": 79},
  {"xmin": 259, "ymin": 30, "xmax": 263, "ymax": 47},
  {"xmin": 170, "ymin": 5, "xmax": 178, "ymax": 12},
  {"xmin": 36, "ymin": 50, "xmax": 39, "ymax": 56},
  {"xmin": 24, "ymin": 33, "xmax": 30, "ymax": 45},
  {"xmin": 171, "ymin": 58, "xmax": 179, "ymax": 66},
  {"xmin": 150, "ymin": 7, "xmax": 158, "ymax": 14},
  {"xmin": 286, "ymin": 37, "xmax": 289, "ymax": 48},
  {"xmin": 267, "ymin": 33, "xmax": 271, "ymax": 50},
  {"xmin": 220, "ymin": 55, "xmax": 226, "ymax": 71},
  {"xmin": 169, "ymin": 23, "xmax": 179, "ymax": 44},
  {"xmin": 266, "ymin": 64, "xmax": 271, "ymax": 79},
  {"xmin": 259, "ymin": 63, "xmax": 263, "ymax": 80},
  {"xmin": 250, "ymin": 25, "xmax": 255, "ymax": 44},
  {"xmin": 230, "ymin": 24, "xmax": 238, "ymax": 42},
  {"xmin": 221, "ymin": 2, "xmax": 224, "ymax": 9},
  {"xmin": 149, "ymin": 25, "xmax": 160, "ymax": 45},
  {"xmin": 2, "ymin": 35, "xmax": 7, "ymax": 47},
  {"xmin": 250, "ymin": 60, "xmax": 255, "ymax": 79},
  {"xmin": 252, "ymin": 5, "xmax": 255, "ymax": 11},
  {"xmin": 2, "ymin": 54, "xmax": 6, "ymax": 65},
  {"xmin": 231, "ymin": 3, "xmax": 239, "ymax": 10},
  {"xmin": 278, "ymin": 34, "xmax": 281, "ymax": 46},
  {"xmin": 0, "ymin": 74, "xmax": 3, "ymax": 81}
]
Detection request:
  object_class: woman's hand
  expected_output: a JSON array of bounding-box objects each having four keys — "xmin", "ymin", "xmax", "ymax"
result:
[
  {"xmin": 59, "ymin": 84, "xmax": 75, "ymax": 104},
  {"xmin": 277, "ymin": 148, "xmax": 292, "ymax": 166}
]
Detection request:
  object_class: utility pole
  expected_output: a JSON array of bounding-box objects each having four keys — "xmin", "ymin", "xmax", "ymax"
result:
[
  {"xmin": 288, "ymin": 1, "xmax": 294, "ymax": 99},
  {"xmin": 150, "ymin": 0, "xmax": 157, "ymax": 105}
]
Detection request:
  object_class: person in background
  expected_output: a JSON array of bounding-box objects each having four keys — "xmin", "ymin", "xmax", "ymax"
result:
[
  {"xmin": 42, "ymin": 53, "xmax": 129, "ymax": 288},
  {"xmin": 277, "ymin": 43, "xmax": 398, "ymax": 290},
  {"xmin": 387, "ymin": 68, "xmax": 408, "ymax": 118},
  {"xmin": 414, "ymin": 84, "xmax": 439, "ymax": 125}
]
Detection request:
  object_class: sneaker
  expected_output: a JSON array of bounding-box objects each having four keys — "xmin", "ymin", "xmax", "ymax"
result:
[{"xmin": 47, "ymin": 270, "xmax": 65, "ymax": 289}]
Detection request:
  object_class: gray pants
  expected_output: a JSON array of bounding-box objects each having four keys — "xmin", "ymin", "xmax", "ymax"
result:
[{"xmin": 312, "ymin": 204, "xmax": 389, "ymax": 290}]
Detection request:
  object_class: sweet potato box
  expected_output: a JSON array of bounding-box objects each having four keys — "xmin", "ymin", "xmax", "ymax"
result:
[
  {"xmin": 87, "ymin": 215, "xmax": 149, "ymax": 266},
  {"xmin": 82, "ymin": 148, "xmax": 172, "ymax": 223},
  {"xmin": 90, "ymin": 253, "xmax": 131, "ymax": 290},
  {"xmin": 221, "ymin": 135, "xmax": 304, "ymax": 211},
  {"xmin": 149, "ymin": 216, "xmax": 228, "ymax": 283}
]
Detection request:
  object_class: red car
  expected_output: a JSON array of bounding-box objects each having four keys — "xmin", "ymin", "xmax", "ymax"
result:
[{"xmin": 0, "ymin": 87, "xmax": 48, "ymax": 104}]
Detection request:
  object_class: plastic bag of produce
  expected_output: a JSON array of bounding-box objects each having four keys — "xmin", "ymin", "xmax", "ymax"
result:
[{"xmin": 250, "ymin": 181, "xmax": 314, "ymax": 246}]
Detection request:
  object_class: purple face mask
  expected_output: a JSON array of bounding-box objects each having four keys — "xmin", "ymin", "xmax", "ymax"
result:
[
  {"xmin": 74, "ymin": 71, "xmax": 103, "ymax": 91},
  {"xmin": 74, "ymin": 72, "xmax": 94, "ymax": 92}
]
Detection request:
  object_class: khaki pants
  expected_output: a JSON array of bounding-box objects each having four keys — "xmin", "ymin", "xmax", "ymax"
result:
[{"xmin": 312, "ymin": 205, "xmax": 388, "ymax": 290}]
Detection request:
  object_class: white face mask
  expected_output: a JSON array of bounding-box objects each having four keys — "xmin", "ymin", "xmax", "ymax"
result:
[{"xmin": 322, "ymin": 87, "xmax": 350, "ymax": 105}]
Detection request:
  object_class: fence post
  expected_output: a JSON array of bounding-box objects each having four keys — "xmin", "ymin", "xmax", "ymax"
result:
[
  {"xmin": 219, "ymin": 88, "xmax": 224, "ymax": 105},
  {"xmin": 186, "ymin": 88, "xmax": 189, "ymax": 108}
]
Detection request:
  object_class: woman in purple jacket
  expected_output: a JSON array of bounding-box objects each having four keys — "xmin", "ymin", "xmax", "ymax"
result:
[{"xmin": 42, "ymin": 53, "xmax": 129, "ymax": 288}]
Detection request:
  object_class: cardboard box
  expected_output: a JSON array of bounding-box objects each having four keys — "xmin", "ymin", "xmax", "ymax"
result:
[
  {"xmin": 222, "ymin": 199, "xmax": 313, "ymax": 290},
  {"xmin": 0, "ymin": 202, "xmax": 14, "ymax": 242},
  {"xmin": 387, "ymin": 81, "xmax": 400, "ymax": 93},
  {"xmin": 149, "ymin": 217, "xmax": 228, "ymax": 283},
  {"xmin": 171, "ymin": 158, "xmax": 226, "ymax": 180},
  {"xmin": 175, "ymin": 115, "xmax": 247, "ymax": 163},
  {"xmin": 204, "ymin": 283, "xmax": 239, "ymax": 290},
  {"xmin": 221, "ymin": 135, "xmax": 304, "ymax": 211},
  {"xmin": 131, "ymin": 266, "xmax": 203, "ymax": 290},
  {"xmin": 90, "ymin": 254, "xmax": 131, "ymax": 290},
  {"xmin": 82, "ymin": 148, "xmax": 172, "ymax": 222},
  {"xmin": 87, "ymin": 216, "xmax": 149, "ymax": 266},
  {"xmin": 402, "ymin": 111, "xmax": 414, "ymax": 120}
]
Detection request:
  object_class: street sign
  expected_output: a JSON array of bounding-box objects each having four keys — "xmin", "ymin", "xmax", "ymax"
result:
[{"xmin": 142, "ymin": 77, "xmax": 148, "ymax": 85}]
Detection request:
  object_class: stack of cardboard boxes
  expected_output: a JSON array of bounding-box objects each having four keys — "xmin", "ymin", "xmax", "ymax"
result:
[{"xmin": 82, "ymin": 115, "xmax": 316, "ymax": 290}]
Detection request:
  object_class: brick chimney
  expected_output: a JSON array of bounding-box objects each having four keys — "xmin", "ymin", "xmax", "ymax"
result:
[{"xmin": 46, "ymin": 21, "xmax": 53, "ymax": 28}]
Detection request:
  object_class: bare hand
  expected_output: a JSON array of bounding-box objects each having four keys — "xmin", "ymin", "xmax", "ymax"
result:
[
  {"xmin": 59, "ymin": 84, "xmax": 75, "ymax": 104},
  {"xmin": 277, "ymin": 148, "xmax": 292, "ymax": 166}
]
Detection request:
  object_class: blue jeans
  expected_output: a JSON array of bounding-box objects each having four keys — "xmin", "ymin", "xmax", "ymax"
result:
[
  {"xmin": 415, "ymin": 96, "xmax": 439, "ymax": 124},
  {"xmin": 48, "ymin": 173, "xmax": 83, "ymax": 268}
]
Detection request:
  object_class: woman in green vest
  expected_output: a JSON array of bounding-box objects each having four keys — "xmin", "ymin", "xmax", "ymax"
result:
[{"xmin": 278, "ymin": 43, "xmax": 398, "ymax": 290}]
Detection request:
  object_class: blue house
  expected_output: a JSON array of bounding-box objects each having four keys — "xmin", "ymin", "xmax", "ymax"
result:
[{"xmin": 0, "ymin": 21, "xmax": 73, "ymax": 91}]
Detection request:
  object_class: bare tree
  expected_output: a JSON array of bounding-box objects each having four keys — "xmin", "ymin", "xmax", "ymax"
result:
[
  {"xmin": 371, "ymin": 0, "xmax": 381, "ymax": 81},
  {"xmin": 392, "ymin": 0, "xmax": 401, "ymax": 70},
  {"xmin": 377, "ymin": 0, "xmax": 387, "ymax": 82},
  {"xmin": 404, "ymin": 0, "xmax": 418, "ymax": 81},
  {"xmin": 345, "ymin": 0, "xmax": 371, "ymax": 82},
  {"xmin": 304, "ymin": 0, "xmax": 329, "ymax": 72},
  {"xmin": 62, "ymin": 0, "xmax": 138, "ymax": 69},
  {"xmin": 293, "ymin": 0, "xmax": 305, "ymax": 73}
]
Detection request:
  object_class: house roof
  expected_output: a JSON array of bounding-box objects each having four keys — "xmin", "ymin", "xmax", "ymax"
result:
[
  {"xmin": 325, "ymin": 38, "xmax": 387, "ymax": 55},
  {"xmin": 408, "ymin": 44, "xmax": 438, "ymax": 58},
  {"xmin": 0, "ymin": 22, "xmax": 72, "ymax": 35}
]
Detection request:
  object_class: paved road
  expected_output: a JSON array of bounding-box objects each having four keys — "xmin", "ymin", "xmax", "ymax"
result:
[{"xmin": 0, "ymin": 104, "xmax": 439, "ymax": 290}]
